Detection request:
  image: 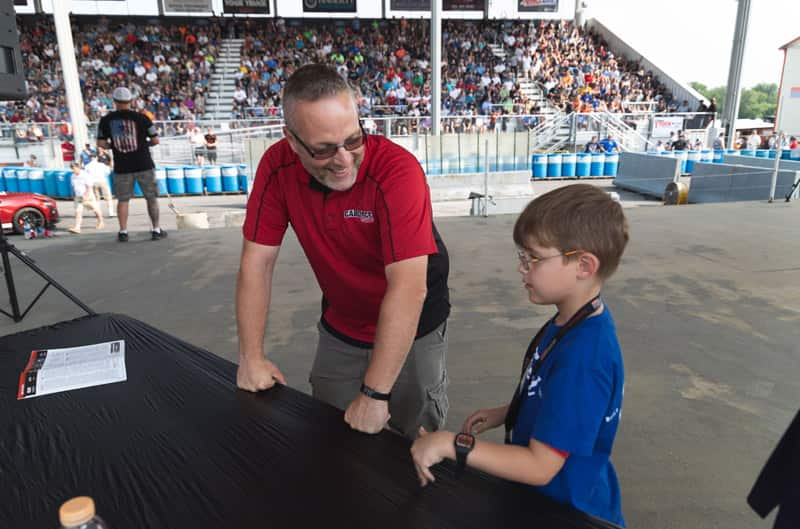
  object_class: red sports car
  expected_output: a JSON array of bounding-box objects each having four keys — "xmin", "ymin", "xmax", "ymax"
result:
[{"xmin": 0, "ymin": 192, "xmax": 60, "ymax": 234}]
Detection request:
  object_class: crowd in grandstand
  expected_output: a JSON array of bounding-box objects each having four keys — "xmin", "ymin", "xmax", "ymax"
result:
[{"xmin": 1, "ymin": 14, "xmax": 705, "ymax": 140}]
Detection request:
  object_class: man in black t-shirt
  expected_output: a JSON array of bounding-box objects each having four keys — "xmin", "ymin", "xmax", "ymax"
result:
[{"xmin": 97, "ymin": 87, "xmax": 166, "ymax": 242}]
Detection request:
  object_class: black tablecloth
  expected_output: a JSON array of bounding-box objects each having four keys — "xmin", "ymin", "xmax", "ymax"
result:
[{"xmin": 0, "ymin": 314, "xmax": 619, "ymax": 529}]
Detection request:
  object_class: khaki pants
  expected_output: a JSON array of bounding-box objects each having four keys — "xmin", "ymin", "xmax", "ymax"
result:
[
  {"xmin": 310, "ymin": 321, "xmax": 449, "ymax": 439},
  {"xmin": 92, "ymin": 181, "xmax": 115, "ymax": 217}
]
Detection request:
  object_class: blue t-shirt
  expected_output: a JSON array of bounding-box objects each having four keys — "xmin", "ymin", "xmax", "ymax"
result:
[
  {"xmin": 511, "ymin": 307, "xmax": 625, "ymax": 527},
  {"xmin": 599, "ymin": 138, "xmax": 619, "ymax": 152}
]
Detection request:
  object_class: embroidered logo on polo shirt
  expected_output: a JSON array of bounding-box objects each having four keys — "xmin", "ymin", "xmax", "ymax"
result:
[{"xmin": 344, "ymin": 209, "xmax": 375, "ymax": 223}]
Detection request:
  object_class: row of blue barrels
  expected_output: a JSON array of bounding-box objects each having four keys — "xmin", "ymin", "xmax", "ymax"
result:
[
  {"xmin": 425, "ymin": 156, "xmax": 530, "ymax": 175},
  {"xmin": 0, "ymin": 165, "xmax": 249, "ymax": 198},
  {"xmin": 531, "ymin": 152, "xmax": 619, "ymax": 179},
  {"xmin": 647, "ymin": 148, "xmax": 800, "ymax": 174}
]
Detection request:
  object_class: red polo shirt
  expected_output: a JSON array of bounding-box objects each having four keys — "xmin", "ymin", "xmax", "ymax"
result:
[{"xmin": 244, "ymin": 134, "xmax": 450, "ymax": 344}]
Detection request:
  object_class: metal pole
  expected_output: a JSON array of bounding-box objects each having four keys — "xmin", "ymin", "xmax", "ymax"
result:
[
  {"xmin": 431, "ymin": 0, "xmax": 442, "ymax": 136},
  {"xmin": 53, "ymin": 0, "xmax": 89, "ymax": 159},
  {"xmin": 722, "ymin": 0, "xmax": 751, "ymax": 149},
  {"xmin": 483, "ymin": 139, "xmax": 489, "ymax": 217},
  {"xmin": 769, "ymin": 132, "xmax": 783, "ymax": 202}
]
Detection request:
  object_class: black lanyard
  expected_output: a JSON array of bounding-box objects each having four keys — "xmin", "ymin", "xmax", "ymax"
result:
[{"xmin": 504, "ymin": 295, "xmax": 602, "ymax": 444}]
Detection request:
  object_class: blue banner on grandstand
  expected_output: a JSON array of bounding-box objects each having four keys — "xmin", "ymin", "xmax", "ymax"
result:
[
  {"xmin": 223, "ymin": 0, "xmax": 269, "ymax": 14},
  {"xmin": 518, "ymin": 0, "xmax": 558, "ymax": 11},
  {"xmin": 390, "ymin": 0, "xmax": 484, "ymax": 9},
  {"xmin": 303, "ymin": 0, "xmax": 356, "ymax": 12}
]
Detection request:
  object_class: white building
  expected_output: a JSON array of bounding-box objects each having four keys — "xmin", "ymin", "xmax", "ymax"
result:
[{"xmin": 777, "ymin": 36, "xmax": 800, "ymax": 136}]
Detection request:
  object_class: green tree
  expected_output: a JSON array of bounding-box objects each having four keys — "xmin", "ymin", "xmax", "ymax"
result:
[{"xmin": 690, "ymin": 82, "xmax": 778, "ymax": 120}]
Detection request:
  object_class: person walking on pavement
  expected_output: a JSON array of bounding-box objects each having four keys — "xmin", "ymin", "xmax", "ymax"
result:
[
  {"xmin": 85, "ymin": 154, "xmax": 116, "ymax": 218},
  {"xmin": 96, "ymin": 86, "xmax": 166, "ymax": 242},
  {"xmin": 67, "ymin": 162, "xmax": 104, "ymax": 234}
]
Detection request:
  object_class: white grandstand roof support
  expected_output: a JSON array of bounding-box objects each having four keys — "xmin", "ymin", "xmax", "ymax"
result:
[
  {"xmin": 722, "ymin": 0, "xmax": 751, "ymax": 149},
  {"xmin": 53, "ymin": 0, "xmax": 89, "ymax": 157},
  {"xmin": 431, "ymin": 0, "xmax": 442, "ymax": 136}
]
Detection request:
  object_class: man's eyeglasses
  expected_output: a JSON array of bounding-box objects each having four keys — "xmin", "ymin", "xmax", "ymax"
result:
[
  {"xmin": 287, "ymin": 123, "xmax": 366, "ymax": 160},
  {"xmin": 517, "ymin": 249, "xmax": 579, "ymax": 272}
]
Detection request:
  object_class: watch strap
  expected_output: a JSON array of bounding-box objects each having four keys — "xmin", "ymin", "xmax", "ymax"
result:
[{"xmin": 360, "ymin": 383, "xmax": 391, "ymax": 401}]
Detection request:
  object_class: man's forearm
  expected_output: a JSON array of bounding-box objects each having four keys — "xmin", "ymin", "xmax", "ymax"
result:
[
  {"xmin": 236, "ymin": 265, "xmax": 273, "ymax": 361},
  {"xmin": 362, "ymin": 284, "xmax": 426, "ymax": 393}
]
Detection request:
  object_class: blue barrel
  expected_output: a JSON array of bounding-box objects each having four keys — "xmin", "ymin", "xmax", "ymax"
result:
[
  {"xmin": 238, "ymin": 164, "xmax": 248, "ymax": 192},
  {"xmin": 713, "ymin": 150, "xmax": 725, "ymax": 163},
  {"xmin": 1, "ymin": 167, "xmax": 17, "ymax": 192},
  {"xmin": 184, "ymin": 166, "xmax": 203, "ymax": 194},
  {"xmin": 56, "ymin": 170, "xmax": 72, "ymax": 198},
  {"xmin": 561, "ymin": 153, "xmax": 576, "ymax": 177},
  {"xmin": 532, "ymin": 154, "xmax": 547, "ymax": 178},
  {"xmin": 740, "ymin": 149, "xmax": 756, "ymax": 157},
  {"xmin": 204, "ymin": 166, "xmax": 223, "ymax": 193},
  {"xmin": 590, "ymin": 153, "xmax": 605, "ymax": 177},
  {"xmin": 16, "ymin": 168, "xmax": 31, "ymax": 193},
  {"xmin": 700, "ymin": 150, "xmax": 713, "ymax": 164},
  {"xmin": 28, "ymin": 168, "xmax": 45, "ymax": 194},
  {"xmin": 44, "ymin": 170, "xmax": 59, "ymax": 196},
  {"xmin": 781, "ymin": 149, "xmax": 791, "ymax": 160},
  {"xmin": 603, "ymin": 152, "xmax": 619, "ymax": 176},
  {"xmin": 155, "ymin": 167, "xmax": 168, "ymax": 195},
  {"xmin": 685, "ymin": 151, "xmax": 699, "ymax": 174},
  {"xmin": 756, "ymin": 149, "xmax": 769, "ymax": 158},
  {"xmin": 726, "ymin": 149, "xmax": 740, "ymax": 156},
  {"xmin": 0, "ymin": 170, "xmax": 4, "ymax": 192},
  {"xmin": 768, "ymin": 149, "xmax": 777, "ymax": 159},
  {"xmin": 791, "ymin": 149, "xmax": 800, "ymax": 160},
  {"xmin": 221, "ymin": 165, "xmax": 238, "ymax": 191},
  {"xmin": 166, "ymin": 166, "xmax": 186, "ymax": 195},
  {"xmin": 546, "ymin": 153, "xmax": 562, "ymax": 177},
  {"xmin": 672, "ymin": 151, "xmax": 687, "ymax": 173},
  {"xmin": 576, "ymin": 153, "xmax": 591, "ymax": 177},
  {"xmin": 659, "ymin": 151, "xmax": 674, "ymax": 158}
]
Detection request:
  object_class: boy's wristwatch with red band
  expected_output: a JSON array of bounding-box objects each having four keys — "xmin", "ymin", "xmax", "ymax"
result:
[{"xmin": 454, "ymin": 432, "xmax": 476, "ymax": 471}]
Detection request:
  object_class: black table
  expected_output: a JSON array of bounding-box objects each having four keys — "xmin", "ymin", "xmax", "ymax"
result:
[{"xmin": 0, "ymin": 314, "xmax": 619, "ymax": 529}]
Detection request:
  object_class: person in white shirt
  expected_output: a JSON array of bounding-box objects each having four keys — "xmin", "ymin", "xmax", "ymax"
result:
[
  {"xmin": 747, "ymin": 130, "xmax": 762, "ymax": 150},
  {"xmin": 68, "ymin": 162, "xmax": 104, "ymax": 234},
  {"xmin": 85, "ymin": 154, "xmax": 115, "ymax": 218}
]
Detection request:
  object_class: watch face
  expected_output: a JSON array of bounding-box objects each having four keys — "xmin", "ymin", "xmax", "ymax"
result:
[{"xmin": 455, "ymin": 433, "xmax": 475, "ymax": 449}]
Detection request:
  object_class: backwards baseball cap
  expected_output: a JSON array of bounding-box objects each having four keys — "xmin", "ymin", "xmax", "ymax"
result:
[{"xmin": 112, "ymin": 87, "xmax": 133, "ymax": 102}]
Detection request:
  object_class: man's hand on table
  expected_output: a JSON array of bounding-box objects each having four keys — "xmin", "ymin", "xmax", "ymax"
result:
[
  {"xmin": 237, "ymin": 356, "xmax": 286, "ymax": 392},
  {"xmin": 344, "ymin": 393, "xmax": 391, "ymax": 434}
]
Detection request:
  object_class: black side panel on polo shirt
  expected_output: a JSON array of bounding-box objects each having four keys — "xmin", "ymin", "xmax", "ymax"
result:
[{"xmin": 321, "ymin": 221, "xmax": 450, "ymax": 349}]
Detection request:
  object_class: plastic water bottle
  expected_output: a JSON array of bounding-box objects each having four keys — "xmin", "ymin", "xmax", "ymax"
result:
[
  {"xmin": 23, "ymin": 219, "xmax": 32, "ymax": 239},
  {"xmin": 36, "ymin": 225, "xmax": 44, "ymax": 238},
  {"xmin": 58, "ymin": 496, "xmax": 110, "ymax": 529}
]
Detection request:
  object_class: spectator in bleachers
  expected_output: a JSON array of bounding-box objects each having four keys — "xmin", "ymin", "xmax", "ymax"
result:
[{"xmin": 599, "ymin": 133, "xmax": 619, "ymax": 153}]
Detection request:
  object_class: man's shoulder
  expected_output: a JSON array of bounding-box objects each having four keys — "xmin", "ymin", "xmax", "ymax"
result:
[{"xmin": 363, "ymin": 135, "xmax": 421, "ymax": 182}]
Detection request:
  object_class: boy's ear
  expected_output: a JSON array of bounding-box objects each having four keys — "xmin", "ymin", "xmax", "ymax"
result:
[{"xmin": 576, "ymin": 251, "xmax": 600, "ymax": 280}]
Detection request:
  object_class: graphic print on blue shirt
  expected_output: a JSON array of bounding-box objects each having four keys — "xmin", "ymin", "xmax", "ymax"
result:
[
  {"xmin": 110, "ymin": 119, "xmax": 139, "ymax": 153},
  {"xmin": 511, "ymin": 308, "xmax": 626, "ymax": 527}
]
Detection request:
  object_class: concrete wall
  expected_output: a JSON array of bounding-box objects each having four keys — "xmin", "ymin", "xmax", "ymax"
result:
[
  {"xmin": 612, "ymin": 152, "xmax": 680, "ymax": 199},
  {"xmin": 721, "ymin": 154, "xmax": 800, "ymax": 172},
  {"xmin": 688, "ymin": 163, "xmax": 800, "ymax": 203}
]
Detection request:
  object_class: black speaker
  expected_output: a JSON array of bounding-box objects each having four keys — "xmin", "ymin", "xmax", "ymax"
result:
[{"xmin": 0, "ymin": 0, "xmax": 26, "ymax": 100}]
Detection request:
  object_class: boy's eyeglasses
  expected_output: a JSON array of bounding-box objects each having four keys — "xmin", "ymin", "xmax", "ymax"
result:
[
  {"xmin": 517, "ymin": 249, "xmax": 579, "ymax": 272},
  {"xmin": 287, "ymin": 124, "xmax": 366, "ymax": 160}
]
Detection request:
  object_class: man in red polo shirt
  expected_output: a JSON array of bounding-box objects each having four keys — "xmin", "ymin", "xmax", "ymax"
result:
[{"xmin": 237, "ymin": 64, "xmax": 450, "ymax": 438}]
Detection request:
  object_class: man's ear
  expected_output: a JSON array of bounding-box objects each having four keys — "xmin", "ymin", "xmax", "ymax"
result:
[{"xmin": 576, "ymin": 251, "xmax": 600, "ymax": 280}]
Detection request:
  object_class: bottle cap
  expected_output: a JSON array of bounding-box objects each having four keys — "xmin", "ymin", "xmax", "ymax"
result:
[{"xmin": 59, "ymin": 496, "xmax": 96, "ymax": 527}]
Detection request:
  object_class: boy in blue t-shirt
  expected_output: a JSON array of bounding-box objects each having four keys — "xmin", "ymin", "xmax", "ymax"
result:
[{"xmin": 411, "ymin": 184, "xmax": 629, "ymax": 527}]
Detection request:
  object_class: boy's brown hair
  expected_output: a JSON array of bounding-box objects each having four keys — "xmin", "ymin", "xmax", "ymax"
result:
[{"xmin": 513, "ymin": 184, "xmax": 629, "ymax": 279}]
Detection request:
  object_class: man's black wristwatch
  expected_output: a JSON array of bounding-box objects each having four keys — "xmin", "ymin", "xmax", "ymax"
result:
[
  {"xmin": 360, "ymin": 383, "xmax": 391, "ymax": 401},
  {"xmin": 454, "ymin": 432, "xmax": 475, "ymax": 471}
]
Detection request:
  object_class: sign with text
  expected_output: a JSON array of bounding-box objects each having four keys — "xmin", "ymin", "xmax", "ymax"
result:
[
  {"xmin": 223, "ymin": 0, "xmax": 270, "ymax": 14},
  {"xmin": 652, "ymin": 116, "xmax": 685, "ymax": 138},
  {"xmin": 390, "ymin": 0, "xmax": 484, "ymax": 9},
  {"xmin": 162, "ymin": 0, "xmax": 213, "ymax": 12},
  {"xmin": 518, "ymin": 0, "xmax": 558, "ymax": 12},
  {"xmin": 302, "ymin": 0, "xmax": 356, "ymax": 12}
]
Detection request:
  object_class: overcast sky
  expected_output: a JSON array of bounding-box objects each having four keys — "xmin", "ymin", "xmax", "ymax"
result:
[{"xmin": 589, "ymin": 0, "xmax": 799, "ymax": 88}]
